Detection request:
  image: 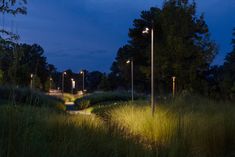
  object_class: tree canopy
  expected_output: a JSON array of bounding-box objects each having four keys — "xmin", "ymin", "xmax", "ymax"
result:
[
  {"xmin": 220, "ymin": 28, "xmax": 235, "ymax": 99},
  {"xmin": 111, "ymin": 0, "xmax": 217, "ymax": 95},
  {"xmin": 0, "ymin": 0, "xmax": 27, "ymax": 40},
  {"xmin": 0, "ymin": 0, "xmax": 27, "ymax": 15},
  {"xmin": 0, "ymin": 42, "xmax": 51, "ymax": 90}
]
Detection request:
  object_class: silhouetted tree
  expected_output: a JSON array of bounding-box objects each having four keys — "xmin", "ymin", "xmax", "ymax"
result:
[
  {"xmin": 98, "ymin": 74, "xmax": 112, "ymax": 91},
  {"xmin": 0, "ymin": 0, "xmax": 27, "ymax": 40},
  {"xmin": 111, "ymin": 0, "xmax": 217, "ymax": 96},
  {"xmin": 0, "ymin": 42, "xmax": 53, "ymax": 90},
  {"xmin": 86, "ymin": 71, "xmax": 103, "ymax": 92},
  {"xmin": 221, "ymin": 28, "xmax": 235, "ymax": 99}
]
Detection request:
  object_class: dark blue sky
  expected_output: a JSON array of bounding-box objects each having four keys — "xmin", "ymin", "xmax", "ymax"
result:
[{"xmin": 3, "ymin": 0, "xmax": 235, "ymax": 72}]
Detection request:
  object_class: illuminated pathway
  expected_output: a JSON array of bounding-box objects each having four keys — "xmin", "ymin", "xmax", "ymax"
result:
[{"xmin": 65, "ymin": 101, "xmax": 92, "ymax": 115}]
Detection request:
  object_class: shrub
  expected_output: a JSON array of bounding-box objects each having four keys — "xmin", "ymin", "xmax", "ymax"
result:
[
  {"xmin": 0, "ymin": 86, "xmax": 64, "ymax": 110},
  {"xmin": 74, "ymin": 91, "xmax": 146, "ymax": 110}
]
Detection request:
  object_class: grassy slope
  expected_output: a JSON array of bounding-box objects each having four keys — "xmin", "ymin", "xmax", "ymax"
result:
[
  {"xmin": 108, "ymin": 99, "xmax": 235, "ymax": 157},
  {"xmin": 0, "ymin": 105, "xmax": 151, "ymax": 157},
  {"xmin": 1, "ymin": 95, "xmax": 235, "ymax": 157},
  {"xmin": 69, "ymin": 98, "xmax": 235, "ymax": 157}
]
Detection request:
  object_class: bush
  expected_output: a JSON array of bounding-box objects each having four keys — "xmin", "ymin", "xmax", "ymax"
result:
[
  {"xmin": 77, "ymin": 100, "xmax": 90, "ymax": 110},
  {"xmin": 0, "ymin": 86, "xmax": 64, "ymax": 110},
  {"xmin": 74, "ymin": 91, "xmax": 146, "ymax": 110}
]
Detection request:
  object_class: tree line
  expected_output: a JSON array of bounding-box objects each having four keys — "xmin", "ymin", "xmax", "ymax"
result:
[
  {"xmin": 0, "ymin": 0, "xmax": 110, "ymax": 93},
  {"xmin": 107, "ymin": 0, "xmax": 235, "ymax": 100},
  {"xmin": 0, "ymin": 0, "xmax": 234, "ymax": 100}
]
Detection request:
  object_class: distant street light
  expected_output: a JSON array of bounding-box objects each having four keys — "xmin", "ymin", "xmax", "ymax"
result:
[
  {"xmin": 172, "ymin": 76, "xmax": 176, "ymax": 98},
  {"xmin": 62, "ymin": 72, "xmax": 67, "ymax": 95},
  {"xmin": 126, "ymin": 59, "xmax": 134, "ymax": 102},
  {"xmin": 49, "ymin": 77, "xmax": 53, "ymax": 92},
  {"xmin": 71, "ymin": 78, "xmax": 74, "ymax": 94},
  {"xmin": 30, "ymin": 74, "xmax": 34, "ymax": 89},
  {"xmin": 142, "ymin": 26, "xmax": 155, "ymax": 116},
  {"xmin": 80, "ymin": 71, "xmax": 85, "ymax": 93}
]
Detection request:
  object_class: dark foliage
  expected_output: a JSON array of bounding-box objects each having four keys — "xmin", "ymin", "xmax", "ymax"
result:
[{"xmin": 110, "ymin": 0, "xmax": 217, "ymax": 97}]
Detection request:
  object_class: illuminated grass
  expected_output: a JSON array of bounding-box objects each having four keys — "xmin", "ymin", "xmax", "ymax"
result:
[
  {"xmin": 0, "ymin": 105, "xmax": 150, "ymax": 157},
  {"xmin": 63, "ymin": 93, "xmax": 82, "ymax": 102},
  {"xmin": 1, "ymin": 96, "xmax": 235, "ymax": 157},
  {"xmin": 108, "ymin": 100, "xmax": 235, "ymax": 157}
]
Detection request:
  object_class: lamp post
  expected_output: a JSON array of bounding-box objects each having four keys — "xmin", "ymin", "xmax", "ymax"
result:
[
  {"xmin": 62, "ymin": 72, "xmax": 67, "ymax": 95},
  {"xmin": 142, "ymin": 26, "xmax": 155, "ymax": 116},
  {"xmin": 80, "ymin": 71, "xmax": 85, "ymax": 93},
  {"xmin": 49, "ymin": 77, "xmax": 53, "ymax": 92},
  {"xmin": 126, "ymin": 60, "xmax": 134, "ymax": 102},
  {"xmin": 172, "ymin": 76, "xmax": 176, "ymax": 98},
  {"xmin": 30, "ymin": 74, "xmax": 34, "ymax": 89}
]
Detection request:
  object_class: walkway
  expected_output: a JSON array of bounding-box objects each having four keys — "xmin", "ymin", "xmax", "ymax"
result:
[{"xmin": 64, "ymin": 102, "xmax": 92, "ymax": 116}]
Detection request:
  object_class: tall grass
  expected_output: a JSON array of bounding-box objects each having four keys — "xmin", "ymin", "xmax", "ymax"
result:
[
  {"xmin": 62, "ymin": 93, "xmax": 82, "ymax": 102},
  {"xmin": 1, "ymin": 94, "xmax": 235, "ymax": 157},
  {"xmin": 0, "ymin": 86, "xmax": 64, "ymax": 110},
  {"xmin": 0, "ymin": 105, "xmax": 152, "ymax": 157},
  {"xmin": 109, "ymin": 98, "xmax": 235, "ymax": 157}
]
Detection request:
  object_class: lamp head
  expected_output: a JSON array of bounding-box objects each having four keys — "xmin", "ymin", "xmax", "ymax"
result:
[{"xmin": 142, "ymin": 27, "xmax": 150, "ymax": 34}]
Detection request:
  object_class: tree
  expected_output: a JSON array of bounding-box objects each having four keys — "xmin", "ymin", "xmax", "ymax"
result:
[
  {"xmin": 98, "ymin": 74, "xmax": 111, "ymax": 91},
  {"xmin": 0, "ymin": 69, "xmax": 3, "ymax": 84},
  {"xmin": 0, "ymin": 0, "xmax": 27, "ymax": 15},
  {"xmin": 111, "ymin": 0, "xmax": 217, "ymax": 96},
  {"xmin": 221, "ymin": 28, "xmax": 235, "ymax": 99},
  {"xmin": 0, "ymin": 0, "xmax": 27, "ymax": 40},
  {"xmin": 0, "ymin": 42, "xmax": 52, "ymax": 90},
  {"xmin": 86, "ymin": 71, "xmax": 104, "ymax": 92}
]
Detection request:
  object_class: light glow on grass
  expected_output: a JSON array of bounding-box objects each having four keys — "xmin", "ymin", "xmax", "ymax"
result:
[{"xmin": 108, "ymin": 100, "xmax": 235, "ymax": 156}]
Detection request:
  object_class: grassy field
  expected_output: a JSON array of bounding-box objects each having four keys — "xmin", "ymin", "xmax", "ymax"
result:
[
  {"xmin": 0, "ymin": 104, "xmax": 151, "ymax": 157},
  {"xmin": 0, "ymin": 92, "xmax": 235, "ymax": 157},
  {"xmin": 85, "ymin": 96, "xmax": 235, "ymax": 157},
  {"xmin": 108, "ymin": 102, "xmax": 235, "ymax": 157}
]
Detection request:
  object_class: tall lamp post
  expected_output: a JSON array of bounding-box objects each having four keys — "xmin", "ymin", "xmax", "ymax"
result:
[
  {"xmin": 80, "ymin": 71, "xmax": 85, "ymax": 93},
  {"xmin": 126, "ymin": 60, "xmax": 134, "ymax": 102},
  {"xmin": 49, "ymin": 77, "xmax": 53, "ymax": 92},
  {"xmin": 30, "ymin": 74, "xmax": 34, "ymax": 89},
  {"xmin": 62, "ymin": 72, "xmax": 67, "ymax": 95},
  {"xmin": 142, "ymin": 26, "xmax": 155, "ymax": 116},
  {"xmin": 172, "ymin": 76, "xmax": 176, "ymax": 98}
]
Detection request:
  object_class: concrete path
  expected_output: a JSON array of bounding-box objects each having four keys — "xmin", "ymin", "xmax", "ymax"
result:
[
  {"xmin": 66, "ymin": 110, "xmax": 92, "ymax": 115},
  {"xmin": 64, "ymin": 102, "xmax": 92, "ymax": 115}
]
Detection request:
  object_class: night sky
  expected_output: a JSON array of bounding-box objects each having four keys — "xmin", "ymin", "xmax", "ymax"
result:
[{"xmin": 3, "ymin": 0, "xmax": 235, "ymax": 72}]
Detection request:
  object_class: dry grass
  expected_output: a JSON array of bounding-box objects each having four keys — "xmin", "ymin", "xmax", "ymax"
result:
[{"xmin": 108, "ymin": 99, "xmax": 235, "ymax": 157}]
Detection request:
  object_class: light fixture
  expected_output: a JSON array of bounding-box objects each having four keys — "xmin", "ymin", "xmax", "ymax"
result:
[{"xmin": 142, "ymin": 27, "xmax": 150, "ymax": 34}]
